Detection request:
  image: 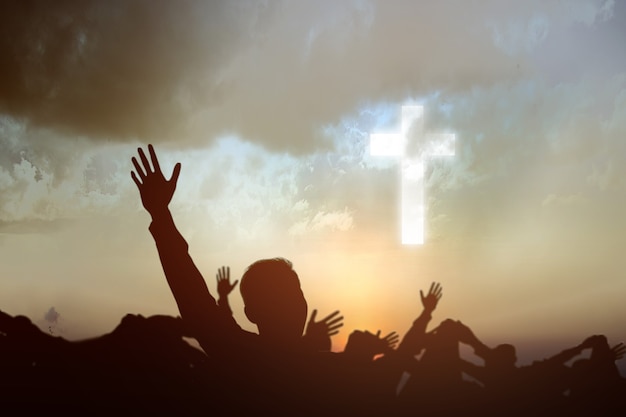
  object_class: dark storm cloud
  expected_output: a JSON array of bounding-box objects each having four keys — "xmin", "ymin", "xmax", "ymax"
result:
[{"xmin": 0, "ymin": 0, "xmax": 261, "ymax": 141}]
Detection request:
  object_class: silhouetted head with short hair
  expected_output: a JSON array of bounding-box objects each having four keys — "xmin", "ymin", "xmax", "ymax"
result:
[
  {"xmin": 488, "ymin": 343, "xmax": 517, "ymax": 369},
  {"xmin": 240, "ymin": 258, "xmax": 307, "ymax": 347}
]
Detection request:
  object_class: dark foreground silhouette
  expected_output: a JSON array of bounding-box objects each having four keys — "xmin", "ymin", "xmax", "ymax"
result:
[{"xmin": 1, "ymin": 309, "xmax": 624, "ymax": 416}]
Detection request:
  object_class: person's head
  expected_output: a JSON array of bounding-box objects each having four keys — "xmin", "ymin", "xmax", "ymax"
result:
[
  {"xmin": 240, "ymin": 258, "xmax": 307, "ymax": 346},
  {"xmin": 488, "ymin": 343, "xmax": 517, "ymax": 369}
]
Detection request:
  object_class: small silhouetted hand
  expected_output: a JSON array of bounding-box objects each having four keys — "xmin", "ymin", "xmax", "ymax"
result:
[
  {"xmin": 345, "ymin": 330, "xmax": 399, "ymax": 361},
  {"xmin": 131, "ymin": 144, "xmax": 181, "ymax": 216},
  {"xmin": 303, "ymin": 309, "xmax": 344, "ymax": 352},
  {"xmin": 421, "ymin": 282, "xmax": 442, "ymax": 314},
  {"xmin": 216, "ymin": 266, "xmax": 238, "ymax": 315},
  {"xmin": 377, "ymin": 330, "xmax": 400, "ymax": 351},
  {"xmin": 610, "ymin": 342, "xmax": 625, "ymax": 361},
  {"xmin": 216, "ymin": 266, "xmax": 238, "ymax": 299}
]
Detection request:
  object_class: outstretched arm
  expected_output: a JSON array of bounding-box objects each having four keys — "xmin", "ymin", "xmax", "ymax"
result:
[
  {"xmin": 131, "ymin": 145, "xmax": 228, "ymax": 350},
  {"xmin": 397, "ymin": 282, "xmax": 442, "ymax": 357},
  {"xmin": 455, "ymin": 320, "xmax": 491, "ymax": 359},
  {"xmin": 542, "ymin": 336, "xmax": 597, "ymax": 366}
]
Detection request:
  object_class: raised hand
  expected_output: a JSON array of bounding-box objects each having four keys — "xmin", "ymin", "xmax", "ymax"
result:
[
  {"xmin": 377, "ymin": 330, "xmax": 400, "ymax": 351},
  {"xmin": 345, "ymin": 329, "xmax": 399, "ymax": 361},
  {"xmin": 610, "ymin": 342, "xmax": 626, "ymax": 361},
  {"xmin": 304, "ymin": 309, "xmax": 344, "ymax": 352},
  {"xmin": 131, "ymin": 144, "xmax": 181, "ymax": 216},
  {"xmin": 216, "ymin": 266, "xmax": 238, "ymax": 299},
  {"xmin": 420, "ymin": 282, "xmax": 442, "ymax": 314}
]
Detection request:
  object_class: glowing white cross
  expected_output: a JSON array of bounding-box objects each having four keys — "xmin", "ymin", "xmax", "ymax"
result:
[{"xmin": 370, "ymin": 105, "xmax": 455, "ymax": 245}]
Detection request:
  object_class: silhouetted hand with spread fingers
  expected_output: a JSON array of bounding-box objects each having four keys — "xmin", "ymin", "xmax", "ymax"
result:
[
  {"xmin": 397, "ymin": 282, "xmax": 444, "ymax": 358},
  {"xmin": 377, "ymin": 330, "xmax": 400, "ymax": 352},
  {"xmin": 216, "ymin": 266, "xmax": 238, "ymax": 300},
  {"xmin": 420, "ymin": 282, "xmax": 442, "ymax": 314},
  {"xmin": 216, "ymin": 266, "xmax": 238, "ymax": 316},
  {"xmin": 131, "ymin": 144, "xmax": 181, "ymax": 217},
  {"xmin": 610, "ymin": 342, "xmax": 625, "ymax": 361},
  {"xmin": 345, "ymin": 329, "xmax": 399, "ymax": 361},
  {"xmin": 303, "ymin": 309, "xmax": 344, "ymax": 352}
]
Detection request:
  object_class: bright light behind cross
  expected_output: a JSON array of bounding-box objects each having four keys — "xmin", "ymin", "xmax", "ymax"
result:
[{"xmin": 370, "ymin": 105, "xmax": 455, "ymax": 244}]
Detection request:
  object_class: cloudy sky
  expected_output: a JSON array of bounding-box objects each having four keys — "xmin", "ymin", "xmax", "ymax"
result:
[{"xmin": 1, "ymin": 0, "xmax": 625, "ymax": 362}]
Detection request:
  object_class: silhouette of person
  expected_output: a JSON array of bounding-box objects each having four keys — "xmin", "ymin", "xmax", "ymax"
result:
[
  {"xmin": 130, "ymin": 145, "xmax": 352, "ymax": 415},
  {"xmin": 451, "ymin": 322, "xmax": 624, "ymax": 417},
  {"xmin": 215, "ymin": 265, "xmax": 344, "ymax": 352},
  {"xmin": 568, "ymin": 335, "xmax": 626, "ymax": 416}
]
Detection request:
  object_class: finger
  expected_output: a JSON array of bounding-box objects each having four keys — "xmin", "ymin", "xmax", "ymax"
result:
[
  {"xmin": 328, "ymin": 323, "xmax": 343, "ymax": 333},
  {"xmin": 132, "ymin": 157, "xmax": 146, "ymax": 179},
  {"xmin": 429, "ymin": 282, "xmax": 435, "ymax": 294},
  {"xmin": 376, "ymin": 330, "xmax": 381, "ymax": 338},
  {"xmin": 326, "ymin": 316, "xmax": 344, "ymax": 327},
  {"xmin": 321, "ymin": 310, "xmax": 340, "ymax": 322},
  {"xmin": 231, "ymin": 279, "xmax": 239, "ymax": 288},
  {"xmin": 310, "ymin": 309, "xmax": 318, "ymax": 323},
  {"xmin": 138, "ymin": 147, "xmax": 151, "ymax": 173},
  {"xmin": 170, "ymin": 162, "xmax": 182, "ymax": 184},
  {"xmin": 325, "ymin": 313, "xmax": 343, "ymax": 322},
  {"xmin": 148, "ymin": 144, "xmax": 161, "ymax": 174},
  {"xmin": 420, "ymin": 290, "xmax": 424, "ymax": 301},
  {"xmin": 226, "ymin": 266, "xmax": 230, "ymax": 279},
  {"xmin": 131, "ymin": 171, "xmax": 142, "ymax": 188},
  {"xmin": 384, "ymin": 333, "xmax": 399, "ymax": 342},
  {"xmin": 328, "ymin": 330, "xmax": 340, "ymax": 337}
]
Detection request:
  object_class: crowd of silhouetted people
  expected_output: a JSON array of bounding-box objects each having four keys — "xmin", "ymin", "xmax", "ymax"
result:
[{"xmin": 1, "ymin": 144, "xmax": 624, "ymax": 416}]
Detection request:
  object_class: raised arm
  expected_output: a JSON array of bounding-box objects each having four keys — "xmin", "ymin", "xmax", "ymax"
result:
[
  {"xmin": 455, "ymin": 320, "xmax": 491, "ymax": 359},
  {"xmin": 397, "ymin": 282, "xmax": 442, "ymax": 357},
  {"xmin": 541, "ymin": 336, "xmax": 596, "ymax": 366},
  {"xmin": 131, "ymin": 145, "xmax": 226, "ymax": 348}
]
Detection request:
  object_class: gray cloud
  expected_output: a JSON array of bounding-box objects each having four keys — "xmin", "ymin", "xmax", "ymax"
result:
[
  {"xmin": 0, "ymin": 0, "xmax": 256, "ymax": 140},
  {"xmin": 0, "ymin": 0, "xmax": 623, "ymax": 240},
  {"xmin": 1, "ymin": 0, "xmax": 616, "ymax": 153}
]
